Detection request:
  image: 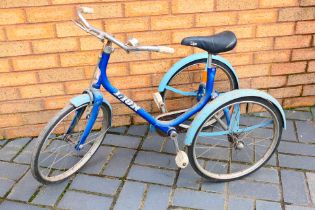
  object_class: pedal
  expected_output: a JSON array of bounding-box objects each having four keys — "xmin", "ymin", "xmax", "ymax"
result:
[
  {"xmin": 175, "ymin": 150, "xmax": 189, "ymax": 168},
  {"xmin": 170, "ymin": 131, "xmax": 189, "ymax": 168},
  {"xmin": 153, "ymin": 92, "xmax": 166, "ymax": 113}
]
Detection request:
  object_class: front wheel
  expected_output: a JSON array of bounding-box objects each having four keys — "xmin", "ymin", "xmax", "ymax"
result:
[
  {"xmin": 188, "ymin": 97, "xmax": 282, "ymax": 182},
  {"xmin": 31, "ymin": 103, "xmax": 110, "ymax": 184}
]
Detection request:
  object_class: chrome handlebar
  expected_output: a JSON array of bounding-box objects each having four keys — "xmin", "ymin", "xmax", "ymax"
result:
[{"xmin": 74, "ymin": 7, "xmax": 175, "ymax": 54}]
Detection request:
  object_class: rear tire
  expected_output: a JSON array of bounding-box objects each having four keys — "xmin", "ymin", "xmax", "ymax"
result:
[{"xmin": 187, "ymin": 97, "xmax": 282, "ymax": 182}]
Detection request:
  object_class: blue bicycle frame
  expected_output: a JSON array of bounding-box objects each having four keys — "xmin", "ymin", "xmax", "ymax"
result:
[{"xmin": 95, "ymin": 50, "xmax": 217, "ymax": 135}]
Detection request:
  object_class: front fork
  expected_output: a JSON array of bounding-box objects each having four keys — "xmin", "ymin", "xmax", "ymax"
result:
[{"xmin": 68, "ymin": 89, "xmax": 103, "ymax": 151}]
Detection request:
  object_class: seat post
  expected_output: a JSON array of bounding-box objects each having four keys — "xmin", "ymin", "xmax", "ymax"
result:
[{"xmin": 207, "ymin": 53, "xmax": 212, "ymax": 68}]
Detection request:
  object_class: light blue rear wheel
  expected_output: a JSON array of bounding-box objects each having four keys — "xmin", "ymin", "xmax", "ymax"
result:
[{"xmin": 188, "ymin": 97, "xmax": 282, "ymax": 182}]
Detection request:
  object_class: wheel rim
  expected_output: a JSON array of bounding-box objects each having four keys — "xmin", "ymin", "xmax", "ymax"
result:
[
  {"xmin": 192, "ymin": 100, "xmax": 280, "ymax": 180},
  {"xmin": 162, "ymin": 61, "xmax": 235, "ymax": 128},
  {"xmin": 36, "ymin": 104, "xmax": 108, "ymax": 182}
]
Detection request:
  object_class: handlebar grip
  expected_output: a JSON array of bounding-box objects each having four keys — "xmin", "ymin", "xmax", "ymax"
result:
[
  {"xmin": 158, "ymin": 46, "xmax": 175, "ymax": 54},
  {"xmin": 81, "ymin": 7, "xmax": 94, "ymax": 14}
]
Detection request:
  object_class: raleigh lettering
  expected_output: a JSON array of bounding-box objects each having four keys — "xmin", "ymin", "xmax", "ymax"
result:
[{"xmin": 114, "ymin": 91, "xmax": 141, "ymax": 111}]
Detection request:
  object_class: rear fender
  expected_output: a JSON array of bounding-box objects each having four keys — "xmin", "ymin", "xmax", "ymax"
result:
[{"xmin": 185, "ymin": 89, "xmax": 286, "ymax": 146}]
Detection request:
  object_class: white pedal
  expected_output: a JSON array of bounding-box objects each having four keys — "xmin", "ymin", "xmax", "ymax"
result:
[
  {"xmin": 153, "ymin": 92, "xmax": 166, "ymax": 113},
  {"xmin": 175, "ymin": 150, "xmax": 189, "ymax": 168}
]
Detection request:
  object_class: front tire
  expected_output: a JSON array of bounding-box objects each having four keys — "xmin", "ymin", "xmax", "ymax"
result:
[{"xmin": 31, "ymin": 103, "xmax": 110, "ymax": 184}]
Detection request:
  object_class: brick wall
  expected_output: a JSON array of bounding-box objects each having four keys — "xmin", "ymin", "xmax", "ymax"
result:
[{"xmin": 0, "ymin": 0, "xmax": 314, "ymax": 139}]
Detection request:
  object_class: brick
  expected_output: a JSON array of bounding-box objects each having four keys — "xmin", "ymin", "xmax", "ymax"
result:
[
  {"xmin": 0, "ymin": 87, "xmax": 20, "ymax": 101},
  {"xmin": 177, "ymin": 163, "xmax": 204, "ymax": 190},
  {"xmin": 285, "ymin": 110, "xmax": 313, "ymax": 120},
  {"xmin": 296, "ymin": 121, "xmax": 315, "ymax": 143},
  {"xmin": 275, "ymin": 35, "xmax": 312, "ymax": 49},
  {"xmin": 238, "ymin": 9, "xmax": 277, "ymax": 24},
  {"xmin": 279, "ymin": 153, "xmax": 315, "ymax": 170},
  {"xmin": 151, "ymin": 15, "xmax": 194, "ymax": 30},
  {"xmin": 19, "ymin": 83, "xmax": 65, "ymax": 98},
  {"xmin": 0, "ymin": 41, "xmax": 31, "ymax": 57},
  {"xmin": 113, "ymin": 181, "xmax": 145, "ymax": 210},
  {"xmin": 38, "ymin": 67, "xmax": 85, "ymax": 83},
  {"xmin": 236, "ymin": 38, "xmax": 273, "ymax": 53},
  {"xmin": 281, "ymin": 120, "xmax": 297, "ymax": 141},
  {"xmin": 303, "ymin": 84, "xmax": 315, "ymax": 96},
  {"xmin": 271, "ymin": 62, "xmax": 307, "ymax": 75},
  {"xmin": 0, "ymin": 137, "xmax": 30, "ymax": 160},
  {"xmin": 109, "ymin": 126, "xmax": 127, "ymax": 134},
  {"xmin": 43, "ymin": 96, "xmax": 70, "ymax": 110},
  {"xmin": 172, "ymin": 28, "xmax": 213, "ymax": 43},
  {"xmin": 125, "ymin": 1, "xmax": 168, "ymax": 17},
  {"xmin": 143, "ymin": 185, "xmax": 171, "ymax": 210},
  {"xmin": 300, "ymin": 0, "xmax": 315, "ymax": 5},
  {"xmin": 33, "ymin": 37, "xmax": 78, "ymax": 54},
  {"xmin": 111, "ymin": 75, "xmax": 151, "ymax": 89},
  {"xmin": 296, "ymin": 21, "xmax": 315, "ymax": 34},
  {"xmin": 229, "ymin": 180, "xmax": 280, "ymax": 200},
  {"xmin": 0, "ymin": 59, "xmax": 10, "ymax": 72},
  {"xmin": 128, "ymin": 165, "xmax": 176, "ymax": 185},
  {"xmin": 1, "ymin": 0, "xmax": 49, "ymax": 7},
  {"xmin": 4, "ymin": 124, "xmax": 45, "ymax": 139},
  {"xmin": 21, "ymin": 110, "xmax": 56, "ymax": 125},
  {"xmin": 223, "ymin": 53, "xmax": 253, "ymax": 66},
  {"xmin": 130, "ymin": 31, "xmax": 171, "ymax": 45},
  {"xmin": 0, "ymin": 161, "xmax": 28, "ymax": 180},
  {"xmin": 281, "ymin": 170, "xmax": 310, "ymax": 205},
  {"xmin": 64, "ymin": 80, "xmax": 89, "ymax": 94},
  {"xmin": 279, "ymin": 141, "xmax": 315, "ymax": 156},
  {"xmin": 0, "ymin": 99, "xmax": 43, "ymax": 114},
  {"xmin": 245, "ymin": 167, "xmax": 279, "ymax": 183},
  {"xmin": 0, "ymin": 72, "xmax": 37, "ymax": 87},
  {"xmin": 135, "ymin": 151, "xmax": 176, "ymax": 169},
  {"xmin": 196, "ymin": 12, "xmax": 237, "ymax": 27},
  {"xmin": 8, "ymin": 171, "xmax": 42, "ymax": 202},
  {"xmin": 256, "ymin": 201, "xmax": 281, "ymax": 210},
  {"xmin": 0, "ymin": 28, "xmax": 5, "ymax": 41},
  {"xmin": 216, "ymin": 0, "xmax": 258, "ymax": 10},
  {"xmin": 306, "ymin": 173, "xmax": 315, "ymax": 204},
  {"xmin": 6, "ymin": 24, "xmax": 55, "ymax": 41},
  {"xmin": 172, "ymin": 0, "xmax": 214, "ymax": 13},
  {"xmin": 251, "ymin": 76, "xmax": 286, "ymax": 88},
  {"xmin": 60, "ymin": 51, "xmax": 99, "ymax": 67},
  {"xmin": 81, "ymin": 3, "xmax": 122, "ymax": 19},
  {"xmin": 0, "ymin": 179, "xmax": 15, "ymax": 197},
  {"xmin": 25, "ymin": 6, "xmax": 75, "ymax": 23},
  {"xmin": 51, "ymin": 0, "xmax": 99, "ymax": 3},
  {"xmin": 284, "ymin": 96, "xmax": 315, "ymax": 108},
  {"xmin": 279, "ymin": 7, "xmax": 315, "ymax": 21},
  {"xmin": 254, "ymin": 50, "xmax": 291, "ymax": 64},
  {"xmin": 256, "ymin": 22, "xmax": 295, "ymax": 37},
  {"xmin": 236, "ymin": 64, "xmax": 270, "ymax": 78},
  {"xmin": 103, "ymin": 148, "xmax": 135, "ymax": 177},
  {"xmin": 228, "ymin": 197, "xmax": 254, "ymax": 210},
  {"xmin": 58, "ymin": 191, "xmax": 112, "ymax": 210},
  {"xmin": 56, "ymin": 20, "xmax": 103, "ymax": 37},
  {"xmin": 259, "ymin": 0, "xmax": 298, "ymax": 7},
  {"xmin": 130, "ymin": 60, "xmax": 172, "ymax": 75},
  {"xmin": 0, "ymin": 201, "xmax": 47, "ymax": 210},
  {"xmin": 288, "ymin": 73, "xmax": 315, "ymax": 85},
  {"xmin": 269, "ymin": 86, "xmax": 302, "ymax": 98},
  {"xmin": 102, "ymin": 134, "xmax": 141, "ymax": 149},
  {"xmin": 127, "ymin": 125, "xmax": 148, "ymax": 136},
  {"xmin": 0, "ymin": 8, "xmax": 25, "ymax": 25},
  {"xmin": 292, "ymin": 48, "xmax": 315, "ymax": 61},
  {"xmin": 12, "ymin": 54, "xmax": 59, "ymax": 71},
  {"xmin": 0, "ymin": 113, "xmax": 23, "ymax": 128},
  {"xmin": 215, "ymin": 25, "xmax": 255, "ymax": 39},
  {"xmin": 106, "ymin": 17, "xmax": 149, "ymax": 33},
  {"xmin": 173, "ymin": 188, "xmax": 225, "ymax": 209},
  {"xmin": 32, "ymin": 180, "xmax": 68, "ymax": 206},
  {"xmin": 71, "ymin": 174, "xmax": 120, "ymax": 196}
]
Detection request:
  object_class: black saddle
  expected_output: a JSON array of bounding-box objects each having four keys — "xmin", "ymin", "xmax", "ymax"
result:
[{"xmin": 181, "ymin": 31, "xmax": 237, "ymax": 54}]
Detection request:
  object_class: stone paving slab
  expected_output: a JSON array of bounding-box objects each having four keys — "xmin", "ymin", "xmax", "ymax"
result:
[{"xmin": 0, "ymin": 107, "xmax": 314, "ymax": 210}]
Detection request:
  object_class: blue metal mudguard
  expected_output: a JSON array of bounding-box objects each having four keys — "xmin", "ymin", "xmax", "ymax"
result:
[
  {"xmin": 184, "ymin": 89, "xmax": 286, "ymax": 146},
  {"xmin": 158, "ymin": 53, "xmax": 239, "ymax": 92},
  {"xmin": 69, "ymin": 93, "xmax": 112, "ymax": 126}
]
